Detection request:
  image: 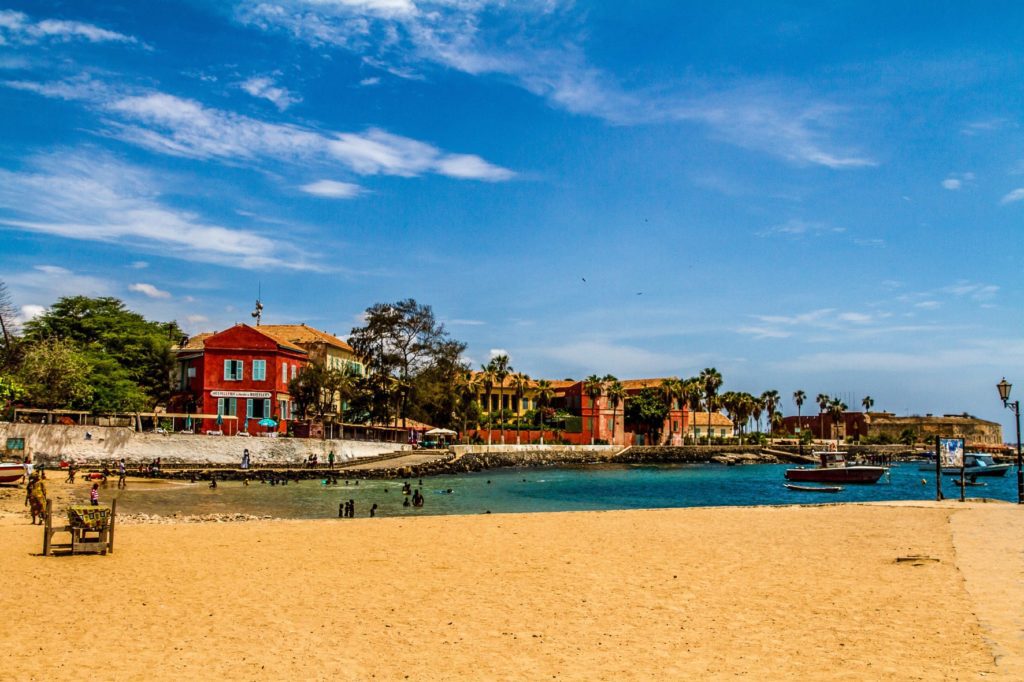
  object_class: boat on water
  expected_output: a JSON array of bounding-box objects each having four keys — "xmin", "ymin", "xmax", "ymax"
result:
[
  {"xmin": 0, "ymin": 462, "xmax": 26, "ymax": 484},
  {"xmin": 785, "ymin": 450, "xmax": 888, "ymax": 485},
  {"xmin": 784, "ymin": 483, "xmax": 844, "ymax": 493},
  {"xmin": 919, "ymin": 453, "xmax": 1012, "ymax": 477}
]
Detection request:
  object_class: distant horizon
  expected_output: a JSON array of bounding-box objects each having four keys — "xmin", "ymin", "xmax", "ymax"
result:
[{"xmin": 0, "ymin": 1, "xmax": 1021, "ymax": 439}]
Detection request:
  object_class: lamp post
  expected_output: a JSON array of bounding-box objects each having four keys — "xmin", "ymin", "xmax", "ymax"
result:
[{"xmin": 996, "ymin": 378, "xmax": 1023, "ymax": 504}]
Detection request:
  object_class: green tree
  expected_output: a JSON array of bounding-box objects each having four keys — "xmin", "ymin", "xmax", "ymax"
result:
[
  {"xmin": 606, "ymin": 379, "xmax": 626, "ymax": 445},
  {"xmin": 583, "ymin": 374, "xmax": 604, "ymax": 445},
  {"xmin": 625, "ymin": 388, "xmax": 668, "ymax": 443},
  {"xmin": 0, "ymin": 280, "xmax": 21, "ymax": 371},
  {"xmin": 23, "ymin": 296, "xmax": 181, "ymax": 410},
  {"xmin": 828, "ymin": 397, "xmax": 847, "ymax": 440},
  {"xmin": 699, "ymin": 367, "xmax": 723, "ymax": 445},
  {"xmin": 489, "ymin": 354, "xmax": 511, "ymax": 444},
  {"xmin": 760, "ymin": 389, "xmax": 780, "ymax": 441},
  {"xmin": 478, "ymin": 364, "xmax": 496, "ymax": 447},
  {"xmin": 348, "ymin": 299, "xmax": 464, "ymax": 427},
  {"xmin": 861, "ymin": 395, "xmax": 874, "ymax": 412},
  {"xmin": 17, "ymin": 338, "xmax": 92, "ymax": 410},
  {"xmin": 511, "ymin": 372, "xmax": 531, "ymax": 444},
  {"xmin": 534, "ymin": 379, "xmax": 555, "ymax": 444},
  {"xmin": 793, "ymin": 390, "xmax": 806, "ymax": 436}
]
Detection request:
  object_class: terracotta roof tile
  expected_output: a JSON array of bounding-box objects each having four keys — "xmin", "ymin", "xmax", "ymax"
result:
[{"xmin": 257, "ymin": 324, "xmax": 355, "ymax": 353}]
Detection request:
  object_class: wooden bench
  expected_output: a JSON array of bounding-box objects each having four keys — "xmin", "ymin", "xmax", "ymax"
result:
[{"xmin": 43, "ymin": 499, "xmax": 117, "ymax": 556}]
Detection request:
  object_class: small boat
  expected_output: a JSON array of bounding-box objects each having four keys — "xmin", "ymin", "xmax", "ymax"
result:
[
  {"xmin": 785, "ymin": 450, "xmax": 888, "ymax": 485},
  {"xmin": 0, "ymin": 462, "xmax": 26, "ymax": 484},
  {"xmin": 785, "ymin": 483, "xmax": 844, "ymax": 493},
  {"xmin": 923, "ymin": 453, "xmax": 1012, "ymax": 477}
]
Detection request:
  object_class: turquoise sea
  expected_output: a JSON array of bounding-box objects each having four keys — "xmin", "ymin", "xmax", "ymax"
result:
[{"xmin": 111, "ymin": 461, "xmax": 1022, "ymax": 519}]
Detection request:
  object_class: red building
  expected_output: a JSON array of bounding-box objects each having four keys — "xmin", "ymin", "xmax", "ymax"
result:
[{"xmin": 171, "ymin": 324, "xmax": 309, "ymax": 435}]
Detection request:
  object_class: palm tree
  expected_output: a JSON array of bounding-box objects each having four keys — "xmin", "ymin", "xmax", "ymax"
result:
[
  {"xmin": 760, "ymin": 389, "xmax": 780, "ymax": 442},
  {"xmin": 699, "ymin": 368, "xmax": 723, "ymax": 445},
  {"xmin": 736, "ymin": 393, "xmax": 756, "ymax": 443},
  {"xmin": 792, "ymin": 389, "xmax": 806, "ymax": 432},
  {"xmin": 583, "ymin": 374, "xmax": 605, "ymax": 445},
  {"xmin": 682, "ymin": 378, "xmax": 703, "ymax": 442},
  {"xmin": 861, "ymin": 395, "xmax": 874, "ymax": 413},
  {"xmin": 479, "ymin": 364, "xmax": 496, "ymax": 447},
  {"xmin": 455, "ymin": 368, "xmax": 480, "ymax": 443},
  {"xmin": 535, "ymin": 379, "xmax": 555, "ymax": 445},
  {"xmin": 511, "ymin": 372, "xmax": 531, "ymax": 445},
  {"xmin": 816, "ymin": 392, "xmax": 830, "ymax": 441},
  {"xmin": 828, "ymin": 397, "xmax": 847, "ymax": 441},
  {"xmin": 606, "ymin": 379, "xmax": 626, "ymax": 446},
  {"xmin": 659, "ymin": 377, "xmax": 683, "ymax": 443},
  {"xmin": 490, "ymin": 354, "xmax": 511, "ymax": 445}
]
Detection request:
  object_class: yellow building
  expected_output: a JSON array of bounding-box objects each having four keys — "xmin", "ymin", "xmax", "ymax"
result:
[
  {"xmin": 259, "ymin": 324, "xmax": 364, "ymax": 415},
  {"xmin": 686, "ymin": 412, "xmax": 735, "ymax": 440}
]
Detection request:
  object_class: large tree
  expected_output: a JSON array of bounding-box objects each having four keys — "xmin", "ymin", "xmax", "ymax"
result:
[
  {"xmin": 0, "ymin": 280, "xmax": 20, "ymax": 370},
  {"xmin": 16, "ymin": 338, "xmax": 92, "ymax": 410},
  {"xmin": 348, "ymin": 299, "xmax": 463, "ymax": 428},
  {"xmin": 699, "ymin": 367, "xmax": 723, "ymax": 445},
  {"xmin": 583, "ymin": 374, "xmax": 604, "ymax": 445},
  {"xmin": 606, "ymin": 378, "xmax": 626, "ymax": 446},
  {"xmin": 625, "ymin": 387, "xmax": 668, "ymax": 444},
  {"xmin": 23, "ymin": 296, "xmax": 181, "ymax": 410}
]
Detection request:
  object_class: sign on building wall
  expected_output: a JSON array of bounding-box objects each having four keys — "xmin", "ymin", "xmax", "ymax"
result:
[{"xmin": 211, "ymin": 391, "xmax": 273, "ymax": 399}]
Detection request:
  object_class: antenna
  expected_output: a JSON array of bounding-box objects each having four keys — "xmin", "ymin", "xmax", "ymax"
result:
[{"xmin": 251, "ymin": 282, "xmax": 263, "ymax": 326}]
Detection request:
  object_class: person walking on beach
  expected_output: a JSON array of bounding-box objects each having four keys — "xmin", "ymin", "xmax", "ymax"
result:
[
  {"xmin": 241, "ymin": 448, "xmax": 250, "ymax": 470},
  {"xmin": 90, "ymin": 483, "xmax": 100, "ymax": 506},
  {"xmin": 370, "ymin": 503, "xmax": 377, "ymax": 518},
  {"xmin": 118, "ymin": 458, "xmax": 127, "ymax": 489},
  {"xmin": 65, "ymin": 459, "xmax": 77, "ymax": 484}
]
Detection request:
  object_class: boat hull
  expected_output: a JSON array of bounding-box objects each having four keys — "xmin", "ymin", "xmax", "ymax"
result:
[
  {"xmin": 0, "ymin": 464, "xmax": 25, "ymax": 484},
  {"xmin": 785, "ymin": 466, "xmax": 887, "ymax": 484},
  {"xmin": 944, "ymin": 465, "xmax": 1011, "ymax": 477}
]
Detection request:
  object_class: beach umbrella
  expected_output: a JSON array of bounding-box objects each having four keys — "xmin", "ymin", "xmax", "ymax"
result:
[
  {"xmin": 258, "ymin": 418, "xmax": 277, "ymax": 428},
  {"xmin": 216, "ymin": 412, "xmax": 223, "ymax": 427}
]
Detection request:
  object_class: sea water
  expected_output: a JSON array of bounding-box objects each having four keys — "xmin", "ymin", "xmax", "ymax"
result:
[{"xmin": 109, "ymin": 462, "xmax": 1022, "ymax": 519}]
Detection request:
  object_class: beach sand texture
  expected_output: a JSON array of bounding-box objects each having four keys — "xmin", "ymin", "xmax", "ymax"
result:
[{"xmin": 1, "ymin": 498, "xmax": 1020, "ymax": 680}]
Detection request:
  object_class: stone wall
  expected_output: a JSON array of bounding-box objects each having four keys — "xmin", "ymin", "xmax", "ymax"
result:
[{"xmin": 0, "ymin": 423, "xmax": 407, "ymax": 466}]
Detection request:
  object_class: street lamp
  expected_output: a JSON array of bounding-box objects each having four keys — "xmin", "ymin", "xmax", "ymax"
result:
[{"xmin": 996, "ymin": 378, "xmax": 1023, "ymax": 504}]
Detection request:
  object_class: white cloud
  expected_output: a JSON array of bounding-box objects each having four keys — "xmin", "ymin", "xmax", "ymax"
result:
[
  {"xmin": 3, "ymin": 264, "xmax": 112, "ymax": 307},
  {"xmin": 758, "ymin": 219, "xmax": 845, "ymax": 237},
  {"xmin": 448, "ymin": 318, "xmax": 485, "ymax": 326},
  {"xmin": 0, "ymin": 10, "xmax": 137, "ymax": 45},
  {"xmin": 0, "ymin": 152, "xmax": 321, "ymax": 271},
  {"xmin": 488, "ymin": 348, "xmax": 508, "ymax": 359},
  {"xmin": 129, "ymin": 282, "xmax": 171, "ymax": 299},
  {"xmin": 240, "ymin": 75, "xmax": 301, "ymax": 110},
  {"xmin": 14, "ymin": 304, "xmax": 45, "ymax": 326},
  {"xmin": 129, "ymin": 260, "xmax": 149, "ymax": 269},
  {"xmin": 299, "ymin": 179, "xmax": 364, "ymax": 198},
  {"xmin": 1000, "ymin": 188, "xmax": 1024, "ymax": 204},
  {"xmin": 4, "ymin": 77, "xmax": 515, "ymax": 182},
  {"xmin": 185, "ymin": 314, "xmax": 208, "ymax": 324},
  {"xmin": 359, "ymin": 76, "xmax": 381, "ymax": 86},
  {"xmin": 534, "ymin": 340, "xmax": 680, "ymax": 377},
  {"xmin": 234, "ymin": 1, "xmax": 875, "ymax": 169},
  {"xmin": 942, "ymin": 178, "xmax": 961, "ymax": 190}
]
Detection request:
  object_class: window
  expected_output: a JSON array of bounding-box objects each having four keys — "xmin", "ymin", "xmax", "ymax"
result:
[
  {"xmin": 223, "ymin": 359, "xmax": 244, "ymax": 381},
  {"xmin": 281, "ymin": 362, "xmax": 287, "ymax": 386},
  {"xmin": 247, "ymin": 399, "xmax": 268, "ymax": 419},
  {"xmin": 673, "ymin": 420, "xmax": 679, "ymax": 432},
  {"xmin": 291, "ymin": 364, "xmax": 298, "ymax": 381},
  {"xmin": 246, "ymin": 399, "xmax": 253, "ymax": 418},
  {"xmin": 522, "ymin": 398, "xmax": 529, "ymax": 410},
  {"xmin": 252, "ymin": 360, "xmax": 266, "ymax": 381},
  {"xmin": 278, "ymin": 399, "xmax": 289, "ymax": 420},
  {"xmin": 187, "ymin": 367, "xmax": 196, "ymax": 378},
  {"xmin": 607, "ymin": 417, "xmax": 614, "ymax": 432},
  {"xmin": 217, "ymin": 397, "xmax": 237, "ymax": 416},
  {"xmin": 694, "ymin": 428, "xmax": 702, "ymax": 437}
]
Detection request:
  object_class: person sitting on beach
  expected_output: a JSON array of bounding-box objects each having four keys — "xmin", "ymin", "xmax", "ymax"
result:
[
  {"xmin": 90, "ymin": 483, "xmax": 99, "ymax": 506},
  {"xmin": 209, "ymin": 476, "xmax": 217, "ymax": 489},
  {"xmin": 370, "ymin": 503, "xmax": 378, "ymax": 518}
]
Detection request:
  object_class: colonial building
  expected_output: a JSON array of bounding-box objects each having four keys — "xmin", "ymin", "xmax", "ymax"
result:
[
  {"xmin": 171, "ymin": 324, "xmax": 309, "ymax": 435},
  {"xmin": 778, "ymin": 411, "xmax": 1003, "ymax": 445},
  {"xmin": 685, "ymin": 411, "xmax": 735, "ymax": 441}
]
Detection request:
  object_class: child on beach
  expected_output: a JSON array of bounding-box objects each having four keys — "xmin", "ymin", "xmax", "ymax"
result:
[
  {"xmin": 90, "ymin": 483, "xmax": 99, "ymax": 506},
  {"xmin": 118, "ymin": 459, "xmax": 127, "ymax": 489}
]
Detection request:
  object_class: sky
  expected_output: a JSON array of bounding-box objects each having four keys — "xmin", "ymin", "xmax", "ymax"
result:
[{"xmin": 0, "ymin": 1, "xmax": 1022, "ymax": 436}]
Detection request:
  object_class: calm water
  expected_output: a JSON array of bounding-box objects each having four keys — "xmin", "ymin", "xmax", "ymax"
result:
[{"xmin": 110, "ymin": 462, "xmax": 1022, "ymax": 519}]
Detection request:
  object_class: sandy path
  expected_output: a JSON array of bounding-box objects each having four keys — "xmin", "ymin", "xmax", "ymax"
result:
[{"xmin": 1, "ymin": 501, "xmax": 1016, "ymax": 680}]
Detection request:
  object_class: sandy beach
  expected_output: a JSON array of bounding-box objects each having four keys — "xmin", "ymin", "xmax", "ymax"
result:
[{"xmin": 1, "ymin": 480, "xmax": 1021, "ymax": 680}]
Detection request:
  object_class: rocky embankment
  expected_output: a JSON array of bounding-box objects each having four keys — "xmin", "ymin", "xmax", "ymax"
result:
[{"xmin": 117, "ymin": 512, "xmax": 276, "ymax": 525}]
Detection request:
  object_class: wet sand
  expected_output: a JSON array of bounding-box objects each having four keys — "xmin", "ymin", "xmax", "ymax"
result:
[{"xmin": 0, "ymin": 480, "xmax": 1020, "ymax": 680}]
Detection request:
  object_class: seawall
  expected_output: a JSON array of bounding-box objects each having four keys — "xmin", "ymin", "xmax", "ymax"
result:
[{"xmin": 0, "ymin": 423, "xmax": 408, "ymax": 466}]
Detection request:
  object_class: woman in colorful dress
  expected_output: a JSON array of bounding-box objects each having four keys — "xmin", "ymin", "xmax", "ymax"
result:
[{"xmin": 24, "ymin": 472, "xmax": 47, "ymax": 525}]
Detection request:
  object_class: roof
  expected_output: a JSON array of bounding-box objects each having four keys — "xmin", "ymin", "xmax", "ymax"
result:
[
  {"xmin": 688, "ymin": 412, "xmax": 734, "ymax": 428},
  {"xmin": 175, "ymin": 325, "xmax": 306, "ymax": 353},
  {"xmin": 619, "ymin": 378, "xmax": 681, "ymax": 391},
  {"xmin": 178, "ymin": 332, "xmax": 213, "ymax": 351},
  {"xmin": 258, "ymin": 324, "xmax": 355, "ymax": 353}
]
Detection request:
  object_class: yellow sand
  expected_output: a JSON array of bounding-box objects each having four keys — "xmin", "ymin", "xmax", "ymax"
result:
[{"xmin": 0, "ymin": 482, "xmax": 1021, "ymax": 680}]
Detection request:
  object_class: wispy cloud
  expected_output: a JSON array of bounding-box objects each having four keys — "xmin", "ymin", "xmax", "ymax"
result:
[
  {"xmin": 4, "ymin": 76, "xmax": 515, "ymax": 182},
  {"xmin": 1000, "ymin": 188, "xmax": 1024, "ymax": 204},
  {"xmin": 0, "ymin": 9, "xmax": 138, "ymax": 45},
  {"xmin": 941, "ymin": 171, "xmax": 973, "ymax": 190},
  {"xmin": 128, "ymin": 282, "xmax": 171, "ymax": 299},
  {"xmin": 234, "ymin": 1, "xmax": 876, "ymax": 169},
  {"xmin": 758, "ymin": 219, "xmax": 845, "ymax": 238},
  {"xmin": 736, "ymin": 308, "xmax": 934, "ymax": 341},
  {"xmin": 960, "ymin": 118, "xmax": 1011, "ymax": 136},
  {"xmin": 0, "ymin": 151, "xmax": 322, "ymax": 271},
  {"xmin": 299, "ymin": 179, "xmax": 364, "ymax": 198},
  {"xmin": 240, "ymin": 75, "xmax": 301, "ymax": 110}
]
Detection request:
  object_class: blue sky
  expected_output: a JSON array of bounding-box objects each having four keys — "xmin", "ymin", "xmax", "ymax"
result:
[{"xmin": 1, "ymin": 1, "xmax": 1022, "ymax": 435}]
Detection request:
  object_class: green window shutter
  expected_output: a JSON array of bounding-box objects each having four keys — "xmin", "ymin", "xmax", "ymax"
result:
[
  {"xmin": 217, "ymin": 398, "xmax": 224, "ymax": 415},
  {"xmin": 263, "ymin": 399, "xmax": 270, "ymax": 417},
  {"xmin": 246, "ymin": 399, "xmax": 253, "ymax": 418},
  {"xmin": 223, "ymin": 360, "xmax": 231, "ymax": 381}
]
